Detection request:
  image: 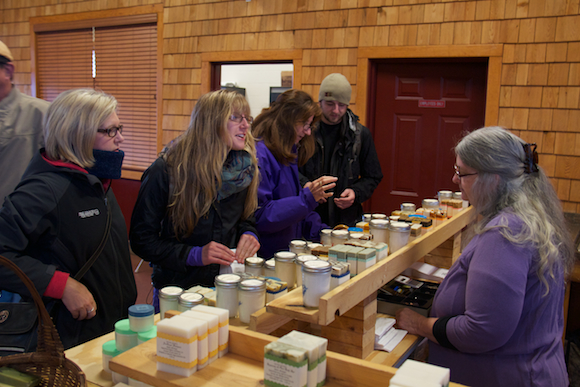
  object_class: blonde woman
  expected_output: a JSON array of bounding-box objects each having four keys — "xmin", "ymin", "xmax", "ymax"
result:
[
  {"xmin": 396, "ymin": 126, "xmax": 574, "ymax": 386},
  {"xmin": 0, "ymin": 88, "xmax": 137, "ymax": 350},
  {"xmin": 130, "ymin": 90, "xmax": 260, "ymax": 310}
]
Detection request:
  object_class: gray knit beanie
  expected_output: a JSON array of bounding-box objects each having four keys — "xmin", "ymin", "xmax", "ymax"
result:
[{"xmin": 318, "ymin": 73, "xmax": 351, "ymax": 105}]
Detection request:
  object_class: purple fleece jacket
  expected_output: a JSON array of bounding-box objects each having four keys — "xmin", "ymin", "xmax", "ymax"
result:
[
  {"xmin": 429, "ymin": 211, "xmax": 568, "ymax": 386},
  {"xmin": 254, "ymin": 141, "xmax": 325, "ymax": 258}
]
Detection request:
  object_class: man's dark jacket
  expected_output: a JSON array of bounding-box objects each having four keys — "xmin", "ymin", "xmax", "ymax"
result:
[{"xmin": 299, "ymin": 110, "xmax": 383, "ymax": 227}]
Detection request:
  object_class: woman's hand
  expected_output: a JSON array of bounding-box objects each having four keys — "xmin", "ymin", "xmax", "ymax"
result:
[
  {"xmin": 395, "ymin": 308, "xmax": 438, "ymax": 343},
  {"xmin": 306, "ymin": 176, "xmax": 337, "ymax": 203},
  {"xmin": 61, "ymin": 277, "xmax": 97, "ymax": 320},
  {"xmin": 235, "ymin": 234, "xmax": 260, "ymax": 263},
  {"xmin": 201, "ymin": 241, "xmax": 236, "ymax": 266}
]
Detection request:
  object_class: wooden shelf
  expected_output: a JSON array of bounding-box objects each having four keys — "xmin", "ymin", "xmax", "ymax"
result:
[{"xmin": 267, "ymin": 207, "xmax": 476, "ymax": 326}]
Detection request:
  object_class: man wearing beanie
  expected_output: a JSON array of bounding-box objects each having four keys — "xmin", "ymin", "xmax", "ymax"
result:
[
  {"xmin": 0, "ymin": 40, "xmax": 49, "ymax": 207},
  {"xmin": 299, "ymin": 73, "xmax": 383, "ymax": 227}
]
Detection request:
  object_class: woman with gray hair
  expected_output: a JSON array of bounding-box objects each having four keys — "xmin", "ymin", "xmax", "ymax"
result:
[
  {"xmin": 396, "ymin": 126, "xmax": 573, "ymax": 386},
  {"xmin": 0, "ymin": 88, "xmax": 137, "ymax": 350}
]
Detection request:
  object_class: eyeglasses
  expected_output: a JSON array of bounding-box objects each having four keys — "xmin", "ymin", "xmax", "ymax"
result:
[
  {"xmin": 229, "ymin": 114, "xmax": 253, "ymax": 125},
  {"xmin": 299, "ymin": 122, "xmax": 312, "ymax": 131},
  {"xmin": 97, "ymin": 125, "xmax": 123, "ymax": 137},
  {"xmin": 454, "ymin": 165, "xmax": 478, "ymax": 179}
]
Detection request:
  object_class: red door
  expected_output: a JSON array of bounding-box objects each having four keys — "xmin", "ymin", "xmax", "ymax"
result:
[{"xmin": 368, "ymin": 60, "xmax": 487, "ymax": 214}]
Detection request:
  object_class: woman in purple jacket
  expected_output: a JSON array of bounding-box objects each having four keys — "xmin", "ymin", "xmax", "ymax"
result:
[
  {"xmin": 252, "ymin": 89, "xmax": 337, "ymax": 258},
  {"xmin": 396, "ymin": 126, "xmax": 574, "ymax": 386}
]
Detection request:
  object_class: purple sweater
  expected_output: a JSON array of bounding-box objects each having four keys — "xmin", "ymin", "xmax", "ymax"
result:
[
  {"xmin": 429, "ymin": 212, "xmax": 567, "ymax": 386},
  {"xmin": 255, "ymin": 141, "xmax": 325, "ymax": 258}
]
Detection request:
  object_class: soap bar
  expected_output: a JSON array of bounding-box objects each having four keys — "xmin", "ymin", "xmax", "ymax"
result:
[
  {"xmin": 191, "ymin": 305, "xmax": 230, "ymax": 357},
  {"xmin": 0, "ymin": 367, "xmax": 41, "ymax": 387},
  {"xmin": 264, "ymin": 342, "xmax": 308, "ymax": 387},
  {"xmin": 156, "ymin": 315, "xmax": 198, "ymax": 376}
]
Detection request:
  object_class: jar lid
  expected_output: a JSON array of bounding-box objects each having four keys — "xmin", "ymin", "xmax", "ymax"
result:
[
  {"xmin": 302, "ymin": 260, "xmax": 331, "ymax": 273},
  {"xmin": 137, "ymin": 326, "xmax": 157, "ymax": 342},
  {"xmin": 372, "ymin": 213, "xmax": 387, "ymax": 219},
  {"xmin": 114, "ymin": 319, "xmax": 134, "ymax": 335},
  {"xmin": 159, "ymin": 286, "xmax": 183, "ymax": 299},
  {"xmin": 320, "ymin": 229, "xmax": 332, "ymax": 235},
  {"xmin": 289, "ymin": 240, "xmax": 307, "ymax": 248},
  {"xmin": 128, "ymin": 304, "xmax": 154, "ymax": 318},
  {"xmin": 400, "ymin": 203, "xmax": 416, "ymax": 211},
  {"xmin": 102, "ymin": 339, "xmax": 122, "ymax": 356},
  {"xmin": 307, "ymin": 242, "xmax": 322, "ymax": 249},
  {"xmin": 179, "ymin": 292, "xmax": 204, "ymax": 307},
  {"xmin": 264, "ymin": 258, "xmax": 276, "ymax": 269},
  {"xmin": 369, "ymin": 219, "xmax": 389, "ymax": 229},
  {"xmin": 438, "ymin": 190, "xmax": 453, "ymax": 198},
  {"xmin": 238, "ymin": 278, "xmax": 266, "ymax": 291},
  {"xmin": 275, "ymin": 251, "xmax": 297, "ymax": 262},
  {"xmin": 245, "ymin": 257, "xmax": 264, "ymax": 267},
  {"xmin": 388, "ymin": 221, "xmax": 411, "ymax": 232},
  {"xmin": 331, "ymin": 229, "xmax": 349, "ymax": 238},
  {"xmin": 215, "ymin": 273, "xmax": 241, "ymax": 288},
  {"xmin": 389, "ymin": 215, "xmax": 400, "ymax": 221},
  {"xmin": 296, "ymin": 254, "xmax": 318, "ymax": 265}
]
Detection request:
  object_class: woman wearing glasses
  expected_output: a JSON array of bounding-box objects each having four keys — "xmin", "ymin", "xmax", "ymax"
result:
[
  {"xmin": 130, "ymin": 90, "xmax": 260, "ymax": 311},
  {"xmin": 0, "ymin": 88, "xmax": 137, "ymax": 350},
  {"xmin": 251, "ymin": 89, "xmax": 337, "ymax": 258},
  {"xmin": 396, "ymin": 126, "xmax": 573, "ymax": 387}
]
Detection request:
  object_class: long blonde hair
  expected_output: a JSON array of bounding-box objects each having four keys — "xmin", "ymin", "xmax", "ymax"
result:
[{"xmin": 164, "ymin": 90, "xmax": 259, "ymax": 237}]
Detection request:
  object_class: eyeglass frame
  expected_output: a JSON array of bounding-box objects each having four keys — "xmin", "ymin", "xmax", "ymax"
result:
[
  {"xmin": 97, "ymin": 125, "xmax": 123, "ymax": 138},
  {"xmin": 229, "ymin": 114, "xmax": 253, "ymax": 125},
  {"xmin": 454, "ymin": 165, "xmax": 478, "ymax": 179}
]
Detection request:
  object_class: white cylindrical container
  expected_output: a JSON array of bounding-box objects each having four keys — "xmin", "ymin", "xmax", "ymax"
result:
[
  {"xmin": 237, "ymin": 278, "xmax": 266, "ymax": 324},
  {"xmin": 438, "ymin": 190, "xmax": 453, "ymax": 216},
  {"xmin": 331, "ymin": 229, "xmax": 349, "ymax": 246},
  {"xmin": 215, "ymin": 273, "xmax": 242, "ymax": 318},
  {"xmin": 264, "ymin": 258, "xmax": 276, "ymax": 278},
  {"xmin": 159, "ymin": 286, "xmax": 183, "ymax": 320},
  {"xmin": 363, "ymin": 213, "xmax": 372, "ymax": 222},
  {"xmin": 275, "ymin": 251, "xmax": 297, "ymax": 288},
  {"xmin": 388, "ymin": 221, "xmax": 411, "ymax": 254},
  {"xmin": 178, "ymin": 292, "xmax": 204, "ymax": 312},
  {"xmin": 422, "ymin": 198, "xmax": 439, "ymax": 213},
  {"xmin": 128, "ymin": 304, "xmax": 155, "ymax": 333},
  {"xmin": 400, "ymin": 203, "xmax": 416, "ymax": 214},
  {"xmin": 114, "ymin": 319, "xmax": 138, "ymax": 352},
  {"xmin": 289, "ymin": 240, "xmax": 307, "ymax": 255},
  {"xmin": 295, "ymin": 254, "xmax": 319, "ymax": 287},
  {"xmin": 369, "ymin": 219, "xmax": 389, "ymax": 244},
  {"xmin": 102, "ymin": 340, "xmax": 121, "ymax": 373},
  {"xmin": 372, "ymin": 213, "xmax": 387, "ymax": 220},
  {"xmin": 320, "ymin": 229, "xmax": 332, "ymax": 246},
  {"xmin": 302, "ymin": 260, "xmax": 332, "ymax": 308},
  {"xmin": 244, "ymin": 257, "xmax": 264, "ymax": 277}
]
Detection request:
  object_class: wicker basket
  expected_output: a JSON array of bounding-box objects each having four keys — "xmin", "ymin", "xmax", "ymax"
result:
[{"xmin": 0, "ymin": 255, "xmax": 86, "ymax": 386}]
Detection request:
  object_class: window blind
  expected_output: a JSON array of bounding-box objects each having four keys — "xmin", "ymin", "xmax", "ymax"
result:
[{"xmin": 36, "ymin": 23, "xmax": 158, "ymax": 172}]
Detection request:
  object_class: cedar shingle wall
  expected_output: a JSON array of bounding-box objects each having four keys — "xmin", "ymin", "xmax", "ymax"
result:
[{"xmin": 1, "ymin": 0, "xmax": 579, "ymax": 212}]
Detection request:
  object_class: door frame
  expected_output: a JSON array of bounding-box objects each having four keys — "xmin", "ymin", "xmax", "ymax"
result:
[{"xmin": 357, "ymin": 44, "xmax": 503, "ymax": 128}]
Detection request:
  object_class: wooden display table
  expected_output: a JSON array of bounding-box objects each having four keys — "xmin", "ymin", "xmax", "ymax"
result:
[{"xmin": 262, "ymin": 207, "xmax": 476, "ymax": 359}]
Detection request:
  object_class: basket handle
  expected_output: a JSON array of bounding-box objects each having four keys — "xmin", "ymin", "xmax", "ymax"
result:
[{"xmin": 0, "ymin": 255, "xmax": 64, "ymax": 356}]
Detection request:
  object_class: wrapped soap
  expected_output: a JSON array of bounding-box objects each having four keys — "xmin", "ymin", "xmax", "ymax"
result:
[
  {"xmin": 264, "ymin": 342, "xmax": 308, "ymax": 387},
  {"xmin": 191, "ymin": 305, "xmax": 230, "ymax": 357},
  {"xmin": 357, "ymin": 248, "xmax": 376, "ymax": 274},
  {"xmin": 278, "ymin": 331, "xmax": 328, "ymax": 387},
  {"xmin": 156, "ymin": 315, "xmax": 199, "ymax": 377},
  {"xmin": 265, "ymin": 278, "xmax": 288, "ymax": 303},
  {"xmin": 346, "ymin": 247, "xmax": 364, "ymax": 276},
  {"xmin": 182, "ymin": 310, "xmax": 219, "ymax": 365},
  {"xmin": 329, "ymin": 261, "xmax": 350, "ymax": 290}
]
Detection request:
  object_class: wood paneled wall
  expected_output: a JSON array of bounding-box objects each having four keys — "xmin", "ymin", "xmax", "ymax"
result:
[{"xmin": 1, "ymin": 0, "xmax": 579, "ymax": 212}]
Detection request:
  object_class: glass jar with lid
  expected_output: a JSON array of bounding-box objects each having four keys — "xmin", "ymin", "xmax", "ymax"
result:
[
  {"xmin": 289, "ymin": 240, "xmax": 307, "ymax": 255},
  {"xmin": 178, "ymin": 292, "xmax": 204, "ymax": 312},
  {"xmin": 331, "ymin": 229, "xmax": 349, "ymax": 246},
  {"xmin": 320, "ymin": 229, "xmax": 332, "ymax": 246},
  {"xmin": 264, "ymin": 258, "xmax": 276, "ymax": 278},
  {"xmin": 388, "ymin": 221, "xmax": 411, "ymax": 254},
  {"xmin": 244, "ymin": 257, "xmax": 264, "ymax": 277},
  {"xmin": 302, "ymin": 260, "xmax": 332, "ymax": 308},
  {"xmin": 400, "ymin": 202, "xmax": 416, "ymax": 215},
  {"xmin": 369, "ymin": 219, "xmax": 389, "ymax": 244},
  {"xmin": 215, "ymin": 273, "xmax": 242, "ymax": 318},
  {"xmin": 295, "ymin": 254, "xmax": 318, "ymax": 287},
  {"xmin": 237, "ymin": 278, "xmax": 266, "ymax": 324},
  {"xmin": 159, "ymin": 286, "xmax": 183, "ymax": 319},
  {"xmin": 274, "ymin": 251, "xmax": 297, "ymax": 288}
]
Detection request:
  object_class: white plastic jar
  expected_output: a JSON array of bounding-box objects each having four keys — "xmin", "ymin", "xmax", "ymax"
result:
[
  {"xmin": 274, "ymin": 251, "xmax": 297, "ymax": 288},
  {"xmin": 320, "ymin": 229, "xmax": 332, "ymax": 246},
  {"xmin": 388, "ymin": 221, "xmax": 411, "ymax": 253},
  {"xmin": 237, "ymin": 278, "xmax": 266, "ymax": 324},
  {"xmin": 295, "ymin": 254, "xmax": 319, "ymax": 287},
  {"xmin": 114, "ymin": 319, "xmax": 138, "ymax": 352},
  {"xmin": 331, "ymin": 229, "xmax": 349, "ymax": 246},
  {"xmin": 128, "ymin": 304, "xmax": 155, "ymax": 333},
  {"xmin": 244, "ymin": 257, "xmax": 264, "ymax": 277},
  {"xmin": 289, "ymin": 240, "xmax": 307, "ymax": 255},
  {"xmin": 302, "ymin": 260, "xmax": 332, "ymax": 308},
  {"xmin": 177, "ymin": 292, "xmax": 204, "ymax": 312},
  {"xmin": 215, "ymin": 273, "xmax": 242, "ymax": 318},
  {"xmin": 369, "ymin": 219, "xmax": 389, "ymax": 244},
  {"xmin": 159, "ymin": 286, "xmax": 183, "ymax": 319}
]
